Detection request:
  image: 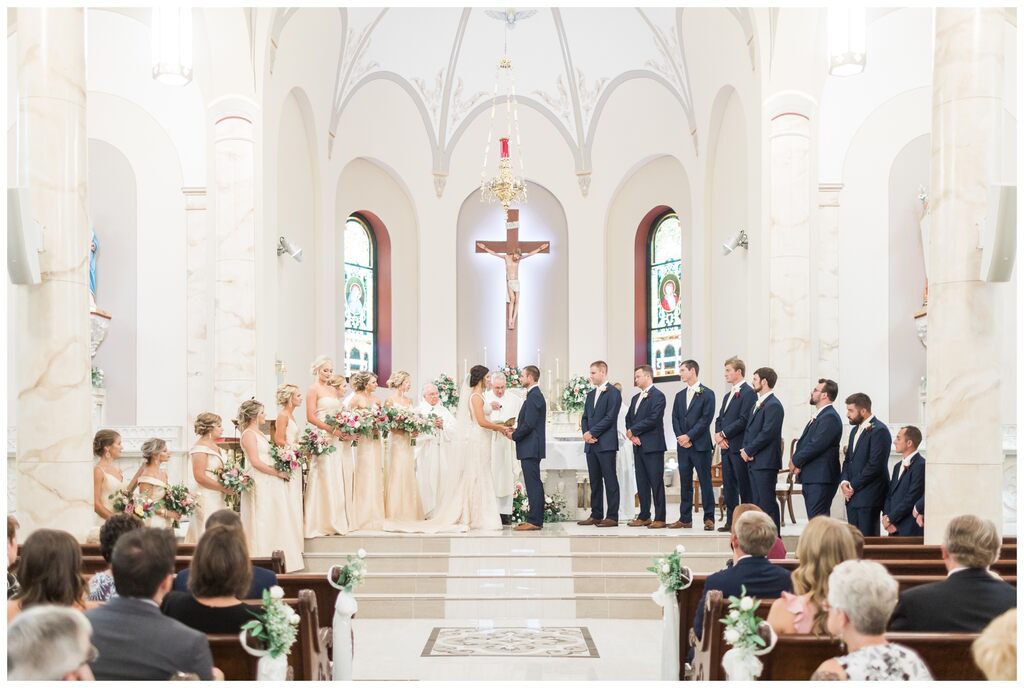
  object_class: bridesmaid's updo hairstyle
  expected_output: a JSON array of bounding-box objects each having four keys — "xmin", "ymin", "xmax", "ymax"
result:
[
  {"xmin": 327, "ymin": 375, "xmax": 347, "ymax": 390},
  {"xmin": 93, "ymin": 429, "xmax": 120, "ymax": 458},
  {"xmin": 233, "ymin": 399, "xmax": 264, "ymax": 430},
  {"xmin": 141, "ymin": 438, "xmax": 167, "ymax": 466},
  {"xmin": 276, "ymin": 383, "xmax": 300, "ymax": 407},
  {"xmin": 310, "ymin": 355, "xmax": 333, "ymax": 377},
  {"xmin": 387, "ymin": 371, "xmax": 410, "ymax": 390},
  {"xmin": 350, "ymin": 371, "xmax": 374, "ymax": 392},
  {"xmin": 469, "ymin": 365, "xmax": 490, "ymax": 389},
  {"xmin": 194, "ymin": 412, "xmax": 221, "ymax": 437}
]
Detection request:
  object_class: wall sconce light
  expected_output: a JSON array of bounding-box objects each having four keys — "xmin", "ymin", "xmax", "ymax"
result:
[
  {"xmin": 722, "ymin": 230, "xmax": 749, "ymax": 256},
  {"xmin": 277, "ymin": 236, "xmax": 303, "ymax": 262}
]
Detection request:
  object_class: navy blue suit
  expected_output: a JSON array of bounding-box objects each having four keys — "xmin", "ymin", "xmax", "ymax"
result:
[
  {"xmin": 671, "ymin": 385, "xmax": 716, "ymax": 523},
  {"xmin": 512, "ymin": 385, "xmax": 547, "ymax": 526},
  {"xmin": 714, "ymin": 382, "xmax": 757, "ymax": 525},
  {"xmin": 883, "ymin": 453, "xmax": 925, "ymax": 536},
  {"xmin": 791, "ymin": 405, "xmax": 843, "ymax": 520},
  {"xmin": 174, "ymin": 565, "xmax": 277, "ymax": 600},
  {"xmin": 625, "ymin": 385, "xmax": 668, "ymax": 522},
  {"xmin": 692, "ymin": 556, "xmax": 792, "ymax": 641},
  {"xmin": 741, "ymin": 393, "xmax": 785, "ymax": 530},
  {"xmin": 581, "ymin": 384, "xmax": 623, "ymax": 521},
  {"xmin": 840, "ymin": 416, "xmax": 892, "ymax": 536}
]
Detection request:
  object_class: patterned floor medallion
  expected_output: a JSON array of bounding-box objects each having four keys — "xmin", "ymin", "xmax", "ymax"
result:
[{"xmin": 422, "ymin": 626, "xmax": 599, "ymax": 658}]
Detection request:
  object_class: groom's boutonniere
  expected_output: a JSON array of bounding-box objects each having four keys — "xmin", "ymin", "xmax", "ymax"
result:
[
  {"xmin": 733, "ymin": 390, "xmax": 740, "ymax": 399},
  {"xmin": 694, "ymin": 386, "xmax": 704, "ymax": 396}
]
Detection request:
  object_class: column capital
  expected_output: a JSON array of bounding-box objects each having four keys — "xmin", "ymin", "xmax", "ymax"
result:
[{"xmin": 764, "ymin": 91, "xmax": 817, "ymax": 122}]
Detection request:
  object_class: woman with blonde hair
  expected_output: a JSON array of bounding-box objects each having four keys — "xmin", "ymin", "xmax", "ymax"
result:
[
  {"xmin": 303, "ymin": 358, "xmax": 352, "ymax": 536},
  {"xmin": 184, "ymin": 413, "xmax": 234, "ymax": 544},
  {"xmin": 767, "ymin": 516, "xmax": 858, "ymax": 635},
  {"xmin": 972, "ymin": 609, "xmax": 1016, "ymax": 680},
  {"xmin": 132, "ymin": 438, "xmax": 179, "ymax": 529},
  {"xmin": 273, "ymin": 383, "xmax": 306, "ymax": 549},
  {"xmin": 87, "ymin": 429, "xmax": 130, "ymax": 543},
  {"xmin": 383, "ymin": 371, "xmax": 424, "ymax": 521},
  {"xmin": 236, "ymin": 399, "xmax": 303, "ymax": 571},
  {"xmin": 347, "ymin": 371, "xmax": 385, "ymax": 530}
]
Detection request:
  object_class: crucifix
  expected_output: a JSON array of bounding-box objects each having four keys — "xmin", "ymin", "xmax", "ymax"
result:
[{"xmin": 476, "ymin": 208, "xmax": 549, "ymax": 368}]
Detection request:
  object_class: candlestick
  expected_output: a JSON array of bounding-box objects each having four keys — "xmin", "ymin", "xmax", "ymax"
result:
[
  {"xmin": 536, "ymin": 349, "xmax": 541, "ymax": 366},
  {"xmin": 484, "ymin": 346, "xmax": 488, "ymax": 368},
  {"xmin": 548, "ymin": 369, "xmax": 552, "ymax": 391},
  {"xmin": 555, "ymin": 358, "xmax": 560, "ymax": 383},
  {"xmin": 463, "ymin": 359, "xmax": 468, "ymax": 382}
]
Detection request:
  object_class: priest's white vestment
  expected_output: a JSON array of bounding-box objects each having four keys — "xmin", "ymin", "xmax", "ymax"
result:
[
  {"xmin": 483, "ymin": 388, "xmax": 522, "ymax": 514},
  {"xmin": 415, "ymin": 400, "xmax": 457, "ymax": 517}
]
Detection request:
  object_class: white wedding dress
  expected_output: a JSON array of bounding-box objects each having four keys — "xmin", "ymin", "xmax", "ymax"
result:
[{"xmin": 384, "ymin": 385, "xmax": 501, "ymax": 533}]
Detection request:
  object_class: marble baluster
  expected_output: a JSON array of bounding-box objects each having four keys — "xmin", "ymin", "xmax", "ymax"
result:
[
  {"xmin": 213, "ymin": 116, "xmax": 258, "ymax": 422},
  {"xmin": 185, "ymin": 187, "xmax": 213, "ymax": 426},
  {"xmin": 924, "ymin": 8, "xmax": 1009, "ymax": 541},
  {"xmin": 14, "ymin": 8, "xmax": 94, "ymax": 538},
  {"xmin": 816, "ymin": 184, "xmax": 842, "ymax": 381}
]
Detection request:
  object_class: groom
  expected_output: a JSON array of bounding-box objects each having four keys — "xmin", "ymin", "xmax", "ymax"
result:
[{"xmin": 511, "ymin": 365, "xmax": 546, "ymax": 531}]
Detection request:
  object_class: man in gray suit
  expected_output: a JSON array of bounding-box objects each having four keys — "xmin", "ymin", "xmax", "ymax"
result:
[{"xmin": 86, "ymin": 528, "xmax": 218, "ymax": 681}]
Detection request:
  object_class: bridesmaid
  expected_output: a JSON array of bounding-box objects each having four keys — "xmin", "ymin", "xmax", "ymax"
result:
[
  {"xmin": 383, "ymin": 371, "xmax": 424, "ymax": 521},
  {"xmin": 184, "ymin": 413, "xmax": 233, "ymax": 544},
  {"xmin": 303, "ymin": 356, "xmax": 352, "ymax": 536},
  {"xmin": 88, "ymin": 430, "xmax": 129, "ymax": 543},
  {"xmin": 273, "ymin": 383, "xmax": 306, "ymax": 551},
  {"xmin": 237, "ymin": 399, "xmax": 304, "ymax": 572},
  {"xmin": 347, "ymin": 371, "xmax": 385, "ymax": 531},
  {"xmin": 133, "ymin": 439, "xmax": 179, "ymax": 529}
]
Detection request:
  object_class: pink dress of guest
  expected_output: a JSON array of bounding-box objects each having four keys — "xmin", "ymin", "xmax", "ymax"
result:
[
  {"xmin": 768, "ymin": 537, "xmax": 787, "ymax": 559},
  {"xmin": 779, "ymin": 591, "xmax": 817, "ymax": 634}
]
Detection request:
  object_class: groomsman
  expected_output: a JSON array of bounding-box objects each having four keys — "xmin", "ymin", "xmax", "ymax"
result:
[
  {"xmin": 625, "ymin": 365, "xmax": 668, "ymax": 528},
  {"xmin": 579, "ymin": 360, "xmax": 623, "ymax": 527},
  {"xmin": 713, "ymin": 357, "xmax": 757, "ymax": 532},
  {"xmin": 670, "ymin": 360, "xmax": 716, "ymax": 530},
  {"xmin": 839, "ymin": 393, "xmax": 892, "ymax": 536},
  {"xmin": 791, "ymin": 378, "xmax": 843, "ymax": 520},
  {"xmin": 740, "ymin": 367, "xmax": 785, "ymax": 531},
  {"xmin": 882, "ymin": 425, "xmax": 926, "ymax": 536}
]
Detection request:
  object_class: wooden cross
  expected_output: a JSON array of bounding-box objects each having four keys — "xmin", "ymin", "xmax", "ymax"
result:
[{"xmin": 475, "ymin": 209, "xmax": 549, "ymax": 368}]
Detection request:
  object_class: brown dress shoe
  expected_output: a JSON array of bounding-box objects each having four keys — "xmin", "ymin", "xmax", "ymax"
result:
[
  {"xmin": 681, "ymin": 521, "xmax": 693, "ymax": 529},
  {"xmin": 514, "ymin": 522, "xmax": 542, "ymax": 531},
  {"xmin": 648, "ymin": 520, "xmax": 667, "ymax": 529},
  {"xmin": 576, "ymin": 518, "xmax": 597, "ymax": 526},
  {"xmin": 704, "ymin": 519, "xmax": 715, "ymax": 531},
  {"xmin": 667, "ymin": 521, "xmax": 684, "ymax": 529},
  {"xmin": 627, "ymin": 518, "xmax": 652, "ymax": 527},
  {"xmin": 596, "ymin": 518, "xmax": 618, "ymax": 527}
]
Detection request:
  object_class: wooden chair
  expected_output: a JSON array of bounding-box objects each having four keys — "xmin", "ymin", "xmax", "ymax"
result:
[
  {"xmin": 692, "ymin": 460, "xmax": 727, "ymax": 522},
  {"xmin": 774, "ymin": 438, "xmax": 797, "ymax": 526}
]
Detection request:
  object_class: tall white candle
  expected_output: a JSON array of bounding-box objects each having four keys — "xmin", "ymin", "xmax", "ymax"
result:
[
  {"xmin": 536, "ymin": 348, "xmax": 541, "ymax": 366},
  {"xmin": 556, "ymin": 358, "xmax": 560, "ymax": 382},
  {"xmin": 463, "ymin": 359, "xmax": 468, "ymax": 381},
  {"xmin": 484, "ymin": 346, "xmax": 488, "ymax": 367}
]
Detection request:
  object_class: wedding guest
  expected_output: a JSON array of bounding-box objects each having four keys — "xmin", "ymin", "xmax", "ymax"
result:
[
  {"xmin": 485, "ymin": 372, "xmax": 522, "ymax": 523},
  {"xmin": 881, "ymin": 425, "xmax": 926, "ymax": 536},
  {"xmin": 237, "ymin": 399, "xmax": 304, "ymax": 572},
  {"xmin": 8, "ymin": 605, "xmax": 96, "ymax": 680},
  {"xmin": 791, "ymin": 379, "xmax": 843, "ymax": 521},
  {"xmin": 415, "ymin": 383, "xmax": 457, "ymax": 517},
  {"xmin": 670, "ymin": 360, "xmax": 716, "ymax": 530},
  {"xmin": 133, "ymin": 438, "xmax": 180, "ymax": 529},
  {"xmin": 889, "ymin": 515, "xmax": 1015, "ymax": 632},
  {"xmin": 811, "ymin": 560, "xmax": 932, "ymax": 680},
  {"xmin": 767, "ymin": 516, "xmax": 858, "ymax": 635},
  {"xmin": 713, "ymin": 357, "xmax": 756, "ymax": 532},
  {"xmin": 727, "ymin": 504, "xmax": 787, "ymax": 562},
  {"xmin": 7, "ymin": 515, "xmax": 20, "ymax": 599},
  {"xmin": 273, "ymin": 383, "xmax": 306, "ymax": 554},
  {"xmin": 625, "ymin": 365, "xmax": 667, "ymax": 528},
  {"xmin": 174, "ymin": 509, "xmax": 277, "ymax": 598},
  {"xmin": 184, "ymin": 413, "xmax": 233, "ymax": 544},
  {"xmin": 89, "ymin": 429, "xmax": 129, "ymax": 543},
  {"xmin": 304, "ymin": 357, "xmax": 352, "ymax": 536},
  {"xmin": 86, "ymin": 528, "xmax": 218, "ymax": 680},
  {"xmin": 839, "ymin": 393, "xmax": 892, "ymax": 536},
  {"xmin": 161, "ymin": 526, "xmax": 259, "ymax": 634},
  {"xmin": 972, "ymin": 610, "xmax": 1016, "ymax": 681},
  {"xmin": 348, "ymin": 371, "xmax": 386, "ymax": 531},
  {"xmin": 579, "ymin": 360, "xmax": 622, "ymax": 528},
  {"xmin": 8, "ymin": 529, "xmax": 95, "ymax": 623},
  {"xmin": 845, "ymin": 523, "xmax": 865, "ymax": 558},
  {"xmin": 740, "ymin": 367, "xmax": 785, "ymax": 531},
  {"xmin": 88, "ymin": 514, "xmax": 144, "ymax": 602},
  {"xmin": 384, "ymin": 371, "xmax": 424, "ymax": 521}
]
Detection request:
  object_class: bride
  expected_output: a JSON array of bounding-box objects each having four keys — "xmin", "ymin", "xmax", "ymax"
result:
[{"xmin": 384, "ymin": 365, "xmax": 505, "ymax": 533}]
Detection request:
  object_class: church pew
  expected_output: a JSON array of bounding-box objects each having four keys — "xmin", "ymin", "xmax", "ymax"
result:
[
  {"xmin": 691, "ymin": 590, "xmax": 776, "ymax": 680},
  {"xmin": 864, "ymin": 536, "xmax": 1016, "ymax": 546},
  {"xmin": 78, "ymin": 550, "xmax": 285, "ymax": 575},
  {"xmin": 862, "ymin": 544, "xmax": 1016, "ymax": 561},
  {"xmin": 774, "ymin": 557, "xmax": 1016, "ymax": 577},
  {"xmin": 80, "ymin": 543, "xmax": 198, "ymax": 558},
  {"xmin": 276, "ymin": 573, "xmax": 340, "ymax": 633},
  {"xmin": 210, "ymin": 589, "xmax": 332, "ymax": 681}
]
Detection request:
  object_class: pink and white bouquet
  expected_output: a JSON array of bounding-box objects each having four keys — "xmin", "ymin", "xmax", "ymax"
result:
[
  {"xmin": 110, "ymin": 490, "xmax": 160, "ymax": 521},
  {"xmin": 433, "ymin": 373, "xmax": 459, "ymax": 411},
  {"xmin": 216, "ymin": 456, "xmax": 255, "ymax": 509},
  {"xmin": 325, "ymin": 408, "xmax": 372, "ymax": 447},
  {"xmin": 385, "ymin": 407, "xmax": 437, "ymax": 446},
  {"xmin": 270, "ymin": 443, "xmax": 303, "ymax": 477},
  {"xmin": 298, "ymin": 426, "xmax": 337, "ymax": 463},
  {"xmin": 162, "ymin": 483, "xmax": 198, "ymax": 527}
]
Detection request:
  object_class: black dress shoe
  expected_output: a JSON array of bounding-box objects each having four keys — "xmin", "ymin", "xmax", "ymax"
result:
[
  {"xmin": 717, "ymin": 524, "xmax": 731, "ymax": 533},
  {"xmin": 500, "ymin": 514, "xmax": 512, "ymax": 526}
]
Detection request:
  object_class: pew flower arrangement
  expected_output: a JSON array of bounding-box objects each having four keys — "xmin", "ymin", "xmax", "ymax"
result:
[
  {"xmin": 718, "ymin": 586, "xmax": 777, "ymax": 681},
  {"xmin": 327, "ymin": 550, "xmax": 367, "ymax": 680},
  {"xmin": 240, "ymin": 586, "xmax": 300, "ymax": 681},
  {"xmin": 215, "ymin": 456, "xmax": 255, "ymax": 510},
  {"xmin": 561, "ymin": 376, "xmax": 594, "ymax": 413},
  {"xmin": 332, "ymin": 548, "xmax": 368, "ymax": 592},
  {"xmin": 647, "ymin": 544, "xmax": 692, "ymax": 592},
  {"xmin": 161, "ymin": 483, "xmax": 198, "ymax": 528},
  {"xmin": 433, "ymin": 374, "xmax": 459, "ymax": 411},
  {"xmin": 298, "ymin": 426, "xmax": 336, "ymax": 463},
  {"xmin": 648, "ymin": 544, "xmax": 693, "ymax": 681}
]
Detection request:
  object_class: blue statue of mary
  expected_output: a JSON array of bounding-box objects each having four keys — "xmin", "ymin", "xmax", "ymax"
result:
[{"xmin": 89, "ymin": 230, "xmax": 99, "ymax": 306}]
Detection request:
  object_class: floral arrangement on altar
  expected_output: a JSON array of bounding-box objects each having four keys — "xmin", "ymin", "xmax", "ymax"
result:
[
  {"xmin": 647, "ymin": 544, "xmax": 692, "ymax": 592},
  {"xmin": 384, "ymin": 407, "xmax": 436, "ymax": 446},
  {"xmin": 110, "ymin": 490, "xmax": 160, "ymax": 520},
  {"xmin": 718, "ymin": 587, "xmax": 777, "ymax": 680},
  {"xmin": 269, "ymin": 443, "xmax": 303, "ymax": 477},
  {"xmin": 215, "ymin": 456, "xmax": 255, "ymax": 510},
  {"xmin": 331, "ymin": 548, "xmax": 368, "ymax": 592},
  {"xmin": 241, "ymin": 586, "xmax": 300, "ymax": 659},
  {"xmin": 91, "ymin": 366, "xmax": 104, "ymax": 388},
  {"xmin": 433, "ymin": 374, "xmax": 459, "ymax": 411},
  {"xmin": 298, "ymin": 426, "xmax": 336, "ymax": 463},
  {"xmin": 561, "ymin": 375, "xmax": 594, "ymax": 413},
  {"xmin": 511, "ymin": 483, "xmax": 528, "ymax": 524},
  {"xmin": 511, "ymin": 484, "xmax": 569, "ymax": 523},
  {"xmin": 161, "ymin": 484, "xmax": 198, "ymax": 528},
  {"xmin": 495, "ymin": 365, "xmax": 524, "ymax": 388}
]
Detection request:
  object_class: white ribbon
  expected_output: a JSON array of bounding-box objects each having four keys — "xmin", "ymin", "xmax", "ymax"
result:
[
  {"xmin": 721, "ymin": 623, "xmax": 778, "ymax": 681},
  {"xmin": 328, "ymin": 566, "xmax": 359, "ymax": 681},
  {"xmin": 651, "ymin": 566, "xmax": 693, "ymax": 681},
  {"xmin": 239, "ymin": 630, "xmax": 289, "ymax": 681}
]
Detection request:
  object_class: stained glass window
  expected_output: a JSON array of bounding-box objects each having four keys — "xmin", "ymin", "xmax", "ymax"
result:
[
  {"xmin": 649, "ymin": 212, "xmax": 682, "ymax": 380},
  {"xmin": 344, "ymin": 215, "xmax": 375, "ymax": 375}
]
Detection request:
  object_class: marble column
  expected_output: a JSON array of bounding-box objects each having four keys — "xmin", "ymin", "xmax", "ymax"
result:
[
  {"xmin": 184, "ymin": 187, "xmax": 213, "ymax": 428},
  {"xmin": 924, "ymin": 8, "xmax": 1008, "ymax": 541},
  {"xmin": 816, "ymin": 184, "xmax": 842, "ymax": 381},
  {"xmin": 766, "ymin": 103, "xmax": 814, "ymax": 442},
  {"xmin": 14, "ymin": 8, "xmax": 94, "ymax": 539},
  {"xmin": 213, "ymin": 116, "xmax": 258, "ymax": 425}
]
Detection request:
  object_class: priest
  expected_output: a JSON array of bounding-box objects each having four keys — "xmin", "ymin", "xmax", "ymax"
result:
[
  {"xmin": 415, "ymin": 383, "xmax": 457, "ymax": 517},
  {"xmin": 484, "ymin": 372, "xmax": 522, "ymax": 524}
]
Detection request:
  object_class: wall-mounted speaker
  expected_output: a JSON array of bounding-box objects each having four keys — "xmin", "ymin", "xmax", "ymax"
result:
[
  {"xmin": 980, "ymin": 184, "xmax": 1016, "ymax": 283},
  {"xmin": 7, "ymin": 187, "xmax": 42, "ymax": 285}
]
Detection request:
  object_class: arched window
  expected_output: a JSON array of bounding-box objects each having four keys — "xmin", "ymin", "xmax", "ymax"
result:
[
  {"xmin": 344, "ymin": 215, "xmax": 376, "ymax": 375},
  {"xmin": 646, "ymin": 211, "xmax": 682, "ymax": 381}
]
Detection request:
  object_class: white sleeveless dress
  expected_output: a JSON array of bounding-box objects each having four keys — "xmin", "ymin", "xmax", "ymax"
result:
[
  {"xmin": 239, "ymin": 428, "xmax": 304, "ymax": 572},
  {"xmin": 283, "ymin": 416, "xmax": 306, "ymax": 549},
  {"xmin": 384, "ymin": 402, "xmax": 425, "ymax": 521},
  {"xmin": 87, "ymin": 469, "xmax": 129, "ymax": 543},
  {"xmin": 304, "ymin": 395, "xmax": 351, "ymax": 536},
  {"xmin": 137, "ymin": 474, "xmax": 171, "ymax": 529},
  {"xmin": 184, "ymin": 444, "xmax": 227, "ymax": 544},
  {"xmin": 349, "ymin": 404, "xmax": 386, "ymax": 531}
]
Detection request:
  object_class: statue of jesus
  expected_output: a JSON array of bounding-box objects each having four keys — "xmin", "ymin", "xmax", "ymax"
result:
[{"xmin": 477, "ymin": 241, "xmax": 549, "ymax": 330}]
